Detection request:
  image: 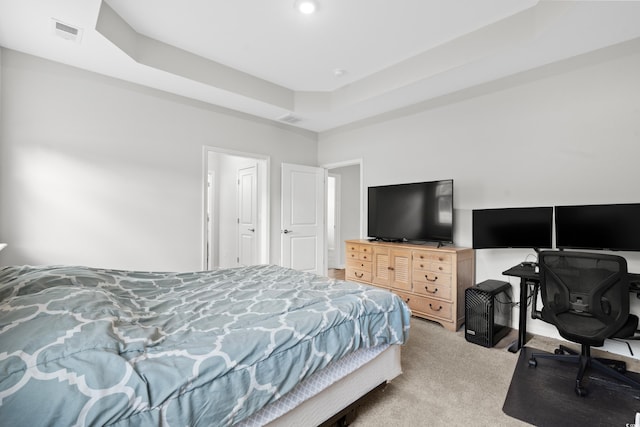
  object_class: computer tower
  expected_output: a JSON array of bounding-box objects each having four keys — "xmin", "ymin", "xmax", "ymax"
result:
[{"xmin": 465, "ymin": 280, "xmax": 512, "ymax": 348}]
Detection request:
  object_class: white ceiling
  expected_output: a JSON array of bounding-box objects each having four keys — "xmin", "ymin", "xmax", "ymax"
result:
[{"xmin": 1, "ymin": 0, "xmax": 640, "ymax": 132}]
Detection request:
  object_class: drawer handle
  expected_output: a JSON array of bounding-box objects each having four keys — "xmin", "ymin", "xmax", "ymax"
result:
[
  {"xmin": 355, "ymin": 272, "xmax": 364, "ymax": 278},
  {"xmin": 404, "ymin": 297, "xmax": 411, "ymax": 303},
  {"xmin": 425, "ymin": 274, "xmax": 438, "ymax": 282},
  {"xmin": 439, "ymin": 266, "xmax": 444, "ymax": 271},
  {"xmin": 420, "ymin": 264, "xmax": 424, "ymax": 268},
  {"xmin": 429, "ymin": 303, "xmax": 443, "ymax": 312},
  {"xmin": 424, "ymin": 286, "xmax": 438, "ymax": 294},
  {"xmin": 388, "ymin": 267, "xmax": 395, "ymax": 271}
]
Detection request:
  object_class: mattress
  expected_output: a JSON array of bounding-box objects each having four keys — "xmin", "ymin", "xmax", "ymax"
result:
[{"xmin": 241, "ymin": 343, "xmax": 391, "ymax": 426}]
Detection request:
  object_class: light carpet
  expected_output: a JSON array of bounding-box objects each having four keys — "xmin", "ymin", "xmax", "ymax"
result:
[{"xmin": 351, "ymin": 317, "xmax": 530, "ymax": 426}]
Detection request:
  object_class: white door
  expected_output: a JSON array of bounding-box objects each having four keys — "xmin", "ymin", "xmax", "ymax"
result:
[
  {"xmin": 237, "ymin": 164, "xmax": 258, "ymax": 266},
  {"xmin": 281, "ymin": 163, "xmax": 325, "ymax": 275}
]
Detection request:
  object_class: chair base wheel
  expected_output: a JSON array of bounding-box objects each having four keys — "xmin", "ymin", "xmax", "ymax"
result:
[
  {"xmin": 610, "ymin": 363, "xmax": 627, "ymax": 373},
  {"xmin": 575, "ymin": 385, "xmax": 588, "ymax": 397}
]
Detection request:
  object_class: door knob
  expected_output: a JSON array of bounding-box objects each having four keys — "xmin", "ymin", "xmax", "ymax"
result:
[
  {"xmin": 248, "ymin": 228, "xmax": 255, "ymax": 232},
  {"xmin": 282, "ymin": 229, "xmax": 293, "ymax": 234}
]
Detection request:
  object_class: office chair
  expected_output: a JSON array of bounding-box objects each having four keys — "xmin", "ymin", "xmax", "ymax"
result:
[{"xmin": 529, "ymin": 250, "xmax": 640, "ymax": 397}]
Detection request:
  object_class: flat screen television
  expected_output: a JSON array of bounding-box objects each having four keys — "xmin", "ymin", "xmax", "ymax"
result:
[
  {"xmin": 472, "ymin": 206, "xmax": 553, "ymax": 250},
  {"xmin": 367, "ymin": 179, "xmax": 453, "ymax": 244},
  {"xmin": 555, "ymin": 203, "xmax": 640, "ymax": 251}
]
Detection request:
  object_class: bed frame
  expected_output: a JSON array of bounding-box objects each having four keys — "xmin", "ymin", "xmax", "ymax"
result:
[{"xmin": 267, "ymin": 344, "xmax": 402, "ymax": 426}]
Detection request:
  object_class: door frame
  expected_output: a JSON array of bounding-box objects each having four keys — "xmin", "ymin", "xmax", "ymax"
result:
[
  {"xmin": 207, "ymin": 171, "xmax": 215, "ymax": 269},
  {"xmin": 321, "ymin": 159, "xmax": 365, "ymax": 268},
  {"xmin": 327, "ymin": 173, "xmax": 341, "ymax": 269},
  {"xmin": 202, "ymin": 145, "xmax": 270, "ymax": 269}
]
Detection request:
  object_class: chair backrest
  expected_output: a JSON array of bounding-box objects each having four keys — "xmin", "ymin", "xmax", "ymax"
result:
[{"xmin": 538, "ymin": 250, "xmax": 630, "ymax": 347}]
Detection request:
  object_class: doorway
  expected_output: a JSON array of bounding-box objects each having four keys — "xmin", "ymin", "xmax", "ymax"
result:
[
  {"xmin": 203, "ymin": 146, "xmax": 269, "ymax": 269},
  {"xmin": 323, "ymin": 160, "xmax": 363, "ymax": 270},
  {"xmin": 327, "ymin": 173, "xmax": 340, "ymax": 268}
]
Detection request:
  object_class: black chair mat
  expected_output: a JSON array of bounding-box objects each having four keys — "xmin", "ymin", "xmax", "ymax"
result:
[{"xmin": 503, "ymin": 346, "xmax": 640, "ymax": 426}]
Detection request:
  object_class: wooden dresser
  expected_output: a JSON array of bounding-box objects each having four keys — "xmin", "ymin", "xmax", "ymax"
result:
[{"xmin": 345, "ymin": 239, "xmax": 475, "ymax": 332}]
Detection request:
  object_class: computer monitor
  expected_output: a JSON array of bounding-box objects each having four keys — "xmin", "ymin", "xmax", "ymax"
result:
[
  {"xmin": 472, "ymin": 207, "xmax": 553, "ymax": 250},
  {"xmin": 555, "ymin": 203, "xmax": 640, "ymax": 251}
]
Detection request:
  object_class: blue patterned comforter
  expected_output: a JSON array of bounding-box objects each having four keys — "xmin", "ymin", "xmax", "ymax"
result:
[{"xmin": 0, "ymin": 264, "xmax": 410, "ymax": 426}]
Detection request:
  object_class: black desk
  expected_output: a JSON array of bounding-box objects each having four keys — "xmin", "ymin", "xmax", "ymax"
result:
[
  {"xmin": 502, "ymin": 265, "xmax": 539, "ymax": 352},
  {"xmin": 502, "ymin": 265, "xmax": 640, "ymax": 353}
]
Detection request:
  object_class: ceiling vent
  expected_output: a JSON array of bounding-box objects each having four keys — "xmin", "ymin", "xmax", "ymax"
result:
[
  {"xmin": 52, "ymin": 19, "xmax": 82, "ymax": 43},
  {"xmin": 278, "ymin": 113, "xmax": 302, "ymax": 124}
]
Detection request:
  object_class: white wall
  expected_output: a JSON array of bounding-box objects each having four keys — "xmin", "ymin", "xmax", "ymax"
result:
[
  {"xmin": 0, "ymin": 49, "xmax": 317, "ymax": 271},
  {"xmin": 318, "ymin": 42, "xmax": 640, "ymax": 356}
]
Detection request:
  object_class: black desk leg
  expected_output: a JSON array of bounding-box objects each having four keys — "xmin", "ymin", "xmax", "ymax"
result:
[{"xmin": 508, "ymin": 278, "xmax": 528, "ymax": 353}]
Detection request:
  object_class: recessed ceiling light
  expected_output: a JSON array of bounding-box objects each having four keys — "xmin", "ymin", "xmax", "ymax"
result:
[
  {"xmin": 295, "ymin": 0, "xmax": 318, "ymax": 14},
  {"xmin": 333, "ymin": 68, "xmax": 347, "ymax": 78}
]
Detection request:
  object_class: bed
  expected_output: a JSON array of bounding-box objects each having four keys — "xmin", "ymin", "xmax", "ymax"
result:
[{"xmin": 0, "ymin": 264, "xmax": 410, "ymax": 426}]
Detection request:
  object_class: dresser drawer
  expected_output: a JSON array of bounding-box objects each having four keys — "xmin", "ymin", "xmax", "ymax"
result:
[
  {"xmin": 394, "ymin": 290, "xmax": 412, "ymax": 306},
  {"xmin": 413, "ymin": 270, "xmax": 452, "ymax": 287},
  {"xmin": 359, "ymin": 252, "xmax": 372, "ymax": 261},
  {"xmin": 347, "ymin": 245, "xmax": 372, "ymax": 261},
  {"xmin": 412, "ymin": 279, "xmax": 452, "ymax": 300},
  {"xmin": 413, "ymin": 251, "xmax": 452, "ymax": 264},
  {"xmin": 346, "ymin": 243, "xmax": 361, "ymax": 253},
  {"xmin": 413, "ymin": 258, "xmax": 452, "ymax": 274},
  {"xmin": 347, "ymin": 258, "xmax": 372, "ymax": 273},
  {"xmin": 419, "ymin": 296, "xmax": 453, "ymax": 321},
  {"xmin": 345, "ymin": 268, "xmax": 372, "ymax": 283},
  {"xmin": 395, "ymin": 291, "xmax": 453, "ymax": 322},
  {"xmin": 346, "ymin": 243, "xmax": 372, "ymax": 254}
]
